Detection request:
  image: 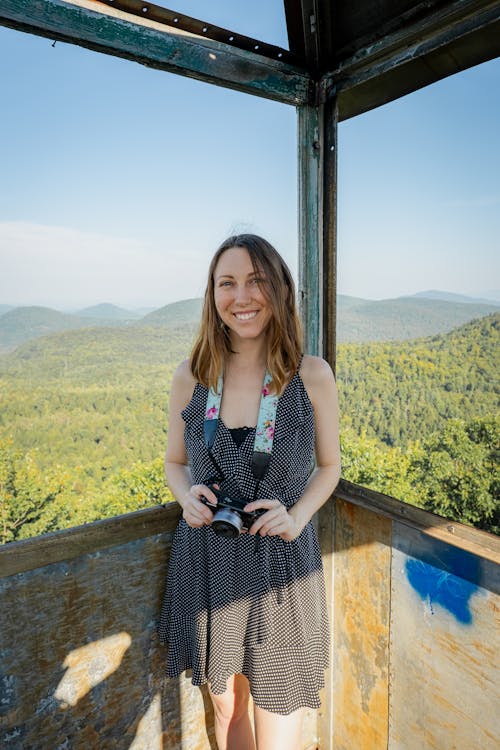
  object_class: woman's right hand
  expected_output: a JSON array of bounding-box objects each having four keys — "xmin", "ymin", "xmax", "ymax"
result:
[{"xmin": 181, "ymin": 484, "xmax": 218, "ymax": 528}]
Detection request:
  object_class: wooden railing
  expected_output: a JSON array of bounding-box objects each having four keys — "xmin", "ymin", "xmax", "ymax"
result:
[{"xmin": 1, "ymin": 484, "xmax": 499, "ymax": 749}]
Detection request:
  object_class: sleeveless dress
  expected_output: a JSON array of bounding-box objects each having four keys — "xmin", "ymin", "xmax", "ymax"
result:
[{"xmin": 158, "ymin": 370, "xmax": 329, "ymax": 715}]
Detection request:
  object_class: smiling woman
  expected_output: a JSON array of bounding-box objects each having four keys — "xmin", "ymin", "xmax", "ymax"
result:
[
  {"xmin": 158, "ymin": 233, "xmax": 341, "ymax": 750},
  {"xmin": 191, "ymin": 235, "xmax": 302, "ymax": 398}
]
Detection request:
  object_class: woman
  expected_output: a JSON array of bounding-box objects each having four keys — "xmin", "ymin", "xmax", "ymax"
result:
[{"xmin": 159, "ymin": 234, "xmax": 341, "ymax": 750}]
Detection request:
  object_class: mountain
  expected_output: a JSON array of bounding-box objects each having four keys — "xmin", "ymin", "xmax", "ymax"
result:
[
  {"xmin": 136, "ymin": 294, "xmax": 499, "ymax": 342},
  {"xmin": 0, "ymin": 305, "xmax": 15, "ymax": 317},
  {"xmin": 0, "ymin": 306, "xmax": 103, "ymax": 353},
  {"xmin": 337, "ymin": 312, "xmax": 499, "ymax": 446},
  {"xmin": 337, "ymin": 294, "xmax": 370, "ymax": 309},
  {"xmin": 139, "ymin": 298, "xmax": 203, "ymax": 327},
  {"xmin": 336, "ymin": 296, "xmax": 499, "ymax": 342},
  {"xmin": 77, "ymin": 303, "xmax": 141, "ymax": 320},
  {"xmin": 478, "ymin": 289, "xmax": 500, "ymax": 303},
  {"xmin": 0, "ymin": 305, "xmax": 144, "ymax": 353},
  {"xmin": 2, "ymin": 294, "xmax": 499, "ymax": 353},
  {"xmin": 411, "ymin": 290, "xmax": 500, "ymax": 306},
  {"xmin": 0, "ymin": 312, "xmax": 497, "ymax": 480}
]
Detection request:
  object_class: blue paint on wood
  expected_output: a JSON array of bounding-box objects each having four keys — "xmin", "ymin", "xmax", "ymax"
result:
[{"xmin": 405, "ymin": 546, "xmax": 481, "ymax": 624}]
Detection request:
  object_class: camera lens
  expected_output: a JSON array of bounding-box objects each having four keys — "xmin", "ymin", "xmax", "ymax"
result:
[{"xmin": 211, "ymin": 508, "xmax": 243, "ymax": 538}]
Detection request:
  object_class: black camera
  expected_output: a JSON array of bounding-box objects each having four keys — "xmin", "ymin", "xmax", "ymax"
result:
[{"xmin": 200, "ymin": 484, "xmax": 265, "ymax": 538}]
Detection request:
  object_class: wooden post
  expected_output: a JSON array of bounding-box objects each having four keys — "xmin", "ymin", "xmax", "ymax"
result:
[
  {"xmin": 297, "ymin": 83, "xmax": 338, "ymax": 749},
  {"xmin": 297, "ymin": 87, "xmax": 337, "ymax": 368},
  {"xmin": 297, "ymin": 102, "xmax": 322, "ymax": 357},
  {"xmin": 321, "ymin": 89, "xmax": 338, "ymax": 373}
]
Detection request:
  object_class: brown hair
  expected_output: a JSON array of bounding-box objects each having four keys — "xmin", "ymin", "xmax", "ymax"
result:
[{"xmin": 190, "ymin": 234, "xmax": 302, "ymax": 394}]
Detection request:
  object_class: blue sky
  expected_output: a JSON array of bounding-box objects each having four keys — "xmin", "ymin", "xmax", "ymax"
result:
[{"xmin": 0, "ymin": 2, "xmax": 499, "ymax": 309}]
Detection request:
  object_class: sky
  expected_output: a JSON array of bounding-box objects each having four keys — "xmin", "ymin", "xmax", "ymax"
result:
[{"xmin": 0, "ymin": 1, "xmax": 499, "ymax": 310}]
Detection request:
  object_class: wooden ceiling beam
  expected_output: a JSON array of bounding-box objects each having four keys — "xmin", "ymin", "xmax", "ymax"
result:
[
  {"xmin": 325, "ymin": 0, "xmax": 500, "ymax": 119},
  {"xmin": 284, "ymin": 0, "xmax": 337, "ymax": 75},
  {"xmin": 284, "ymin": 0, "xmax": 307, "ymax": 60},
  {"xmin": 0, "ymin": 0, "xmax": 314, "ymax": 106}
]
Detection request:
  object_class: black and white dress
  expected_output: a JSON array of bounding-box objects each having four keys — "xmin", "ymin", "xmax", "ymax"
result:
[{"xmin": 158, "ymin": 369, "xmax": 329, "ymax": 715}]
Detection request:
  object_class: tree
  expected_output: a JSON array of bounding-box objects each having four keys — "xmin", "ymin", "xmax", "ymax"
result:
[
  {"xmin": 0, "ymin": 440, "xmax": 69, "ymax": 544},
  {"xmin": 340, "ymin": 430, "xmax": 420, "ymax": 505},
  {"xmin": 409, "ymin": 417, "xmax": 499, "ymax": 533}
]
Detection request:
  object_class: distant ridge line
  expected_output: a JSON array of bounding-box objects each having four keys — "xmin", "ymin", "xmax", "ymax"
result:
[{"xmin": 0, "ymin": 294, "xmax": 499, "ymax": 352}]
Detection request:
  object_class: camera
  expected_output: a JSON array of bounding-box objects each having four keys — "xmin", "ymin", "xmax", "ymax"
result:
[{"xmin": 200, "ymin": 484, "xmax": 265, "ymax": 538}]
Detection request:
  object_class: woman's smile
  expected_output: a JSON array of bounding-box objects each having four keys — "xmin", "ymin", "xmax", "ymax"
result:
[{"xmin": 233, "ymin": 310, "xmax": 259, "ymax": 321}]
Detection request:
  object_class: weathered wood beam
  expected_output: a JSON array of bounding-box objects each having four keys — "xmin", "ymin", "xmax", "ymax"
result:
[
  {"xmin": 328, "ymin": 0, "xmax": 500, "ymax": 120},
  {"xmin": 0, "ymin": 0, "xmax": 314, "ymax": 106},
  {"xmin": 297, "ymin": 0, "xmax": 321, "ymax": 73},
  {"xmin": 283, "ymin": 0, "xmax": 306, "ymax": 60},
  {"xmin": 297, "ymin": 88, "xmax": 338, "ymax": 369},
  {"xmin": 336, "ymin": 479, "xmax": 500, "ymax": 565},
  {"xmin": 320, "ymin": 88, "xmax": 337, "ymax": 371},
  {"xmin": 299, "ymin": 89, "xmax": 338, "ymax": 750},
  {"xmin": 298, "ymin": 104, "xmax": 322, "ymax": 358},
  {"xmin": 0, "ymin": 503, "xmax": 182, "ymax": 577}
]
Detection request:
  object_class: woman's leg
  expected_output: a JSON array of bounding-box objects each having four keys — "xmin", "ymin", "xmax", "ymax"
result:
[
  {"xmin": 253, "ymin": 704, "xmax": 304, "ymax": 750},
  {"xmin": 208, "ymin": 673, "xmax": 256, "ymax": 750}
]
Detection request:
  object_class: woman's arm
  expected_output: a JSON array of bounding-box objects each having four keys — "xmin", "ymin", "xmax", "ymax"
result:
[
  {"xmin": 289, "ymin": 355, "xmax": 341, "ymax": 532},
  {"xmin": 165, "ymin": 360, "xmax": 217, "ymax": 527},
  {"xmin": 245, "ymin": 355, "xmax": 341, "ymax": 540}
]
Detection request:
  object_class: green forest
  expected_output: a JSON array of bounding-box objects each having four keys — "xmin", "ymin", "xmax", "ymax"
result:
[{"xmin": 0, "ymin": 310, "xmax": 498, "ymax": 544}]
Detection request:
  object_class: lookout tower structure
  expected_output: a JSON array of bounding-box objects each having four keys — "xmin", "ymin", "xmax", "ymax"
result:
[{"xmin": 1, "ymin": 2, "xmax": 499, "ymax": 748}]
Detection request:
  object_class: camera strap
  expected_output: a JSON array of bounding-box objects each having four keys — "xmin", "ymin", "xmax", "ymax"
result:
[{"xmin": 204, "ymin": 370, "xmax": 279, "ymax": 481}]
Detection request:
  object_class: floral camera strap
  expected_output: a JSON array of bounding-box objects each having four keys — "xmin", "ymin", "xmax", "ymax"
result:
[{"xmin": 204, "ymin": 370, "xmax": 278, "ymax": 480}]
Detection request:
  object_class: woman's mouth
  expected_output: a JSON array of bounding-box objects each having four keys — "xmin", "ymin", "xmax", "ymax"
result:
[{"xmin": 233, "ymin": 311, "xmax": 259, "ymax": 321}]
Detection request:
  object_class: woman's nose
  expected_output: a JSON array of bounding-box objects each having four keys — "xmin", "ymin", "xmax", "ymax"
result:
[{"xmin": 234, "ymin": 284, "xmax": 251, "ymax": 304}]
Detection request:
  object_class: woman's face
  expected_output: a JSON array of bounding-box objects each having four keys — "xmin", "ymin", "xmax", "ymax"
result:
[{"xmin": 213, "ymin": 246, "xmax": 272, "ymax": 342}]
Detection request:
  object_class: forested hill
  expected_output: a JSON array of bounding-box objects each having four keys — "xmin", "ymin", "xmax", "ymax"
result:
[
  {"xmin": 0, "ymin": 312, "xmax": 497, "ymax": 540},
  {"xmin": 140, "ymin": 297, "xmax": 203, "ymax": 326},
  {"xmin": 0, "ymin": 311, "xmax": 497, "ymax": 473},
  {"xmin": 0, "ymin": 324, "xmax": 194, "ymax": 383},
  {"xmin": 77, "ymin": 303, "xmax": 141, "ymax": 320},
  {"xmin": 1, "ymin": 294, "xmax": 498, "ymax": 352},
  {"xmin": 337, "ymin": 295, "xmax": 499, "ymax": 342},
  {"xmin": 337, "ymin": 312, "xmax": 499, "ymax": 445},
  {"xmin": 0, "ymin": 305, "xmax": 136, "ymax": 353}
]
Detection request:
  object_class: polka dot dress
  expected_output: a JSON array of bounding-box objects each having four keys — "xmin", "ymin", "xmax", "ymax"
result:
[{"xmin": 158, "ymin": 370, "xmax": 329, "ymax": 715}]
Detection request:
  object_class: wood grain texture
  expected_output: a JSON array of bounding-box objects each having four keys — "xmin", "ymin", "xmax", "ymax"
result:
[
  {"xmin": 0, "ymin": 534, "xmax": 184, "ymax": 749},
  {"xmin": 336, "ymin": 479, "xmax": 500, "ymax": 565},
  {"xmin": 0, "ymin": 0, "xmax": 313, "ymax": 105},
  {"xmin": 331, "ymin": 499, "xmax": 392, "ymax": 750},
  {"xmin": 389, "ymin": 523, "xmax": 500, "ymax": 749},
  {"xmin": 0, "ymin": 503, "xmax": 181, "ymax": 578},
  {"xmin": 330, "ymin": 0, "xmax": 500, "ymax": 120},
  {"xmin": 298, "ymin": 103, "xmax": 322, "ymax": 357}
]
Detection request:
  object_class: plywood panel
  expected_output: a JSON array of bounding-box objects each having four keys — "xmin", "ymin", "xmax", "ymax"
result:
[
  {"xmin": 0, "ymin": 534, "xmax": 213, "ymax": 749},
  {"xmin": 332, "ymin": 499, "xmax": 392, "ymax": 749},
  {"xmin": 0, "ymin": 528, "xmax": 319, "ymax": 749},
  {"xmin": 389, "ymin": 523, "xmax": 500, "ymax": 750}
]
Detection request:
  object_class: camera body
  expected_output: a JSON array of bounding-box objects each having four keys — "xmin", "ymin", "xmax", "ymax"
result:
[{"xmin": 200, "ymin": 483, "xmax": 265, "ymax": 538}]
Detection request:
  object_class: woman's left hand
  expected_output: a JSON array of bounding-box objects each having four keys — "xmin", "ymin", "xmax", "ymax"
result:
[{"xmin": 244, "ymin": 499, "xmax": 301, "ymax": 541}]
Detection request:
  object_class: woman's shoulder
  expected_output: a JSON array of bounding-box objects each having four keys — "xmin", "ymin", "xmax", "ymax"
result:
[
  {"xmin": 174, "ymin": 358, "xmax": 195, "ymax": 383},
  {"xmin": 299, "ymin": 354, "xmax": 335, "ymax": 385},
  {"xmin": 171, "ymin": 359, "xmax": 198, "ymax": 408},
  {"xmin": 298, "ymin": 355, "xmax": 336, "ymax": 405}
]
